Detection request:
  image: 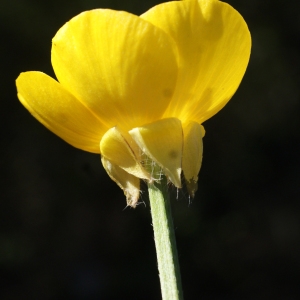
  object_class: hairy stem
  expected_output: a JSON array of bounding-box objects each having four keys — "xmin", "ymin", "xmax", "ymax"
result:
[{"xmin": 148, "ymin": 177, "xmax": 184, "ymax": 300}]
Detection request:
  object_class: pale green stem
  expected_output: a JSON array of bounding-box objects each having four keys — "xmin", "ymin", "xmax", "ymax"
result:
[{"xmin": 148, "ymin": 176, "xmax": 184, "ymax": 300}]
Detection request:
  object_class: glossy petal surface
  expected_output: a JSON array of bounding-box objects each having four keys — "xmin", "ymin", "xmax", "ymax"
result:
[
  {"xmin": 16, "ymin": 71, "xmax": 106, "ymax": 153},
  {"xmin": 52, "ymin": 9, "xmax": 178, "ymax": 131},
  {"xmin": 129, "ymin": 118, "xmax": 183, "ymax": 187},
  {"xmin": 141, "ymin": 0, "xmax": 251, "ymax": 123}
]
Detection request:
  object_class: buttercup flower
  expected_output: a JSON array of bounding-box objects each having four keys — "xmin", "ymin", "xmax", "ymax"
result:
[{"xmin": 16, "ymin": 0, "xmax": 251, "ymax": 207}]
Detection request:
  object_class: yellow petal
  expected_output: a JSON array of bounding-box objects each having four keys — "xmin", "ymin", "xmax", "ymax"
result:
[
  {"xmin": 141, "ymin": 0, "xmax": 251, "ymax": 123},
  {"xmin": 182, "ymin": 121, "xmax": 203, "ymax": 197},
  {"xmin": 100, "ymin": 127, "xmax": 150, "ymax": 180},
  {"xmin": 129, "ymin": 118, "xmax": 182, "ymax": 187},
  {"xmin": 16, "ymin": 71, "xmax": 106, "ymax": 153},
  {"xmin": 52, "ymin": 9, "xmax": 178, "ymax": 132},
  {"xmin": 101, "ymin": 157, "xmax": 140, "ymax": 208}
]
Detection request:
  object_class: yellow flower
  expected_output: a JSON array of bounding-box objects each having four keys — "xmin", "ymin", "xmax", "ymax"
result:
[{"xmin": 16, "ymin": 0, "xmax": 251, "ymax": 207}]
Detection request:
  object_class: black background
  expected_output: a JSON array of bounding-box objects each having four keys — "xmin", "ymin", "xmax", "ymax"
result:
[{"xmin": 1, "ymin": 0, "xmax": 300, "ymax": 299}]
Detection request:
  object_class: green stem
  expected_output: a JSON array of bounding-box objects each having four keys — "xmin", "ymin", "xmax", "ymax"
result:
[{"xmin": 148, "ymin": 176, "xmax": 184, "ymax": 300}]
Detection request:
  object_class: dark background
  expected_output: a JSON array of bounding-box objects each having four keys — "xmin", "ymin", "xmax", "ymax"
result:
[{"xmin": 1, "ymin": 0, "xmax": 300, "ymax": 299}]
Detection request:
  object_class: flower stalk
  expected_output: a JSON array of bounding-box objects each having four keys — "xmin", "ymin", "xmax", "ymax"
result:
[{"xmin": 148, "ymin": 176, "xmax": 184, "ymax": 300}]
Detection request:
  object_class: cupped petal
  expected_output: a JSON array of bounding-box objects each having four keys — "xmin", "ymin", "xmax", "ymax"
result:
[
  {"xmin": 101, "ymin": 157, "xmax": 140, "ymax": 208},
  {"xmin": 182, "ymin": 121, "xmax": 203, "ymax": 197},
  {"xmin": 129, "ymin": 118, "xmax": 182, "ymax": 187},
  {"xmin": 141, "ymin": 0, "xmax": 251, "ymax": 123},
  {"xmin": 52, "ymin": 9, "xmax": 179, "ymax": 132},
  {"xmin": 100, "ymin": 127, "xmax": 151, "ymax": 180},
  {"xmin": 16, "ymin": 71, "xmax": 107, "ymax": 153}
]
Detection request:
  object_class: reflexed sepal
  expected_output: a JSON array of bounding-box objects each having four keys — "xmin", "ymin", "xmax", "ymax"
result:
[
  {"xmin": 101, "ymin": 118, "xmax": 204, "ymax": 205},
  {"xmin": 100, "ymin": 126, "xmax": 151, "ymax": 180},
  {"xmin": 182, "ymin": 121, "xmax": 203, "ymax": 197},
  {"xmin": 101, "ymin": 157, "xmax": 140, "ymax": 207},
  {"xmin": 129, "ymin": 118, "xmax": 183, "ymax": 188}
]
